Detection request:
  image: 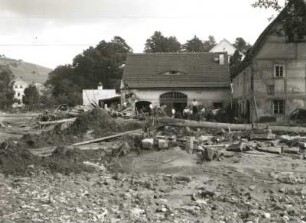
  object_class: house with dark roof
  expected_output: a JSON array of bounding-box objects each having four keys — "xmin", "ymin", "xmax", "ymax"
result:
[
  {"xmin": 231, "ymin": 0, "xmax": 306, "ymax": 123},
  {"xmin": 121, "ymin": 52, "xmax": 231, "ymax": 115}
]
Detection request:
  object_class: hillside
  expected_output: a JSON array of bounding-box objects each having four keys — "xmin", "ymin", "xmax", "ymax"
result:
[{"xmin": 0, "ymin": 57, "xmax": 51, "ymax": 84}]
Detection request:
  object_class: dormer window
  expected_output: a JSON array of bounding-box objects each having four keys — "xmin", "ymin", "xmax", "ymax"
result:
[{"xmin": 163, "ymin": 70, "xmax": 184, "ymax": 75}]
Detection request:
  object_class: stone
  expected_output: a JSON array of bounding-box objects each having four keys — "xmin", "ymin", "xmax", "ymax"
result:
[
  {"xmin": 249, "ymin": 185, "xmax": 256, "ymax": 191},
  {"xmin": 130, "ymin": 207, "xmax": 145, "ymax": 217},
  {"xmin": 263, "ymin": 212, "xmax": 271, "ymax": 219},
  {"xmin": 185, "ymin": 136, "xmax": 195, "ymax": 153},
  {"xmin": 158, "ymin": 139, "xmax": 169, "ymax": 149},
  {"xmin": 205, "ymin": 147, "xmax": 216, "ymax": 161},
  {"xmin": 142, "ymin": 138, "xmax": 154, "ymax": 149},
  {"xmin": 227, "ymin": 142, "xmax": 245, "ymax": 152}
]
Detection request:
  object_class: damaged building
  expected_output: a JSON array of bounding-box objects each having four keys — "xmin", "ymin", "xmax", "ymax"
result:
[
  {"xmin": 232, "ymin": 0, "xmax": 306, "ymax": 123},
  {"xmin": 121, "ymin": 52, "xmax": 231, "ymax": 115}
]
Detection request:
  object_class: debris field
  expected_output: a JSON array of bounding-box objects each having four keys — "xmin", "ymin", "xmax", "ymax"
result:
[{"xmin": 1, "ymin": 108, "xmax": 306, "ymax": 222}]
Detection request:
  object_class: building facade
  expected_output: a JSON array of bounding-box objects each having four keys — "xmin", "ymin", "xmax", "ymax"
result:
[
  {"xmin": 121, "ymin": 52, "xmax": 231, "ymax": 115},
  {"xmin": 232, "ymin": 0, "xmax": 306, "ymax": 122}
]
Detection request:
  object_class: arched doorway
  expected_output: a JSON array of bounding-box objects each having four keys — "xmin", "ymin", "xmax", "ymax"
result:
[
  {"xmin": 160, "ymin": 92, "xmax": 187, "ymax": 117},
  {"xmin": 135, "ymin": 101, "xmax": 151, "ymax": 113}
]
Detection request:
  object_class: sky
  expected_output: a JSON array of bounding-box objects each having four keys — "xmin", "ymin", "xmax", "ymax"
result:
[{"xmin": 0, "ymin": 0, "xmax": 283, "ymax": 69}]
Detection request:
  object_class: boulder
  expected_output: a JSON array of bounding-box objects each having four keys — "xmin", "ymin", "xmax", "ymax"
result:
[{"xmin": 142, "ymin": 138, "xmax": 154, "ymax": 149}]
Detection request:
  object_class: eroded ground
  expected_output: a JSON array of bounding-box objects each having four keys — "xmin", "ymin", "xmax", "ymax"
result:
[{"xmin": 1, "ymin": 111, "xmax": 306, "ymax": 223}]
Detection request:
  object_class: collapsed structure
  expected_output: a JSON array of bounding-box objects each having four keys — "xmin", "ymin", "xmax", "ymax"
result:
[{"xmin": 121, "ymin": 52, "xmax": 231, "ymax": 116}]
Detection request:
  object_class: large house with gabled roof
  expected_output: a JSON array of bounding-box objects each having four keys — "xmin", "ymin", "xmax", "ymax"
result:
[
  {"xmin": 232, "ymin": 0, "xmax": 306, "ymax": 123},
  {"xmin": 121, "ymin": 52, "xmax": 231, "ymax": 115}
]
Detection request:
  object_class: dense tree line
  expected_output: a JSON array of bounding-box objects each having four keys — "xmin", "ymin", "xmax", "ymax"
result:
[
  {"xmin": 45, "ymin": 36, "xmax": 132, "ymax": 106},
  {"xmin": 0, "ymin": 67, "xmax": 14, "ymax": 109}
]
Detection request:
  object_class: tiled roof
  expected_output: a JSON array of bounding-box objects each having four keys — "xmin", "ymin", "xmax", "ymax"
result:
[
  {"xmin": 232, "ymin": 0, "xmax": 306, "ymax": 78},
  {"xmin": 123, "ymin": 52, "xmax": 230, "ymax": 89}
]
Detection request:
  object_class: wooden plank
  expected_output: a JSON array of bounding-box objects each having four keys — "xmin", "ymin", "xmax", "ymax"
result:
[
  {"xmin": 72, "ymin": 129, "xmax": 142, "ymax": 146},
  {"xmin": 38, "ymin": 118, "xmax": 76, "ymax": 125},
  {"xmin": 158, "ymin": 118, "xmax": 306, "ymax": 134}
]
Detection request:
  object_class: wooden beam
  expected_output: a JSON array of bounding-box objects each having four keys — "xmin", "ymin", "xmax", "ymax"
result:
[
  {"xmin": 72, "ymin": 129, "xmax": 142, "ymax": 146},
  {"xmin": 158, "ymin": 117, "xmax": 306, "ymax": 134},
  {"xmin": 38, "ymin": 118, "xmax": 77, "ymax": 125}
]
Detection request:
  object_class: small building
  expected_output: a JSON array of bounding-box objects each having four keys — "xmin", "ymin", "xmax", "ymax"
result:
[
  {"xmin": 210, "ymin": 39, "xmax": 238, "ymax": 62},
  {"xmin": 82, "ymin": 82, "xmax": 120, "ymax": 109},
  {"xmin": 12, "ymin": 78, "xmax": 28, "ymax": 107},
  {"xmin": 231, "ymin": 0, "xmax": 306, "ymax": 123},
  {"xmin": 121, "ymin": 52, "xmax": 231, "ymax": 116}
]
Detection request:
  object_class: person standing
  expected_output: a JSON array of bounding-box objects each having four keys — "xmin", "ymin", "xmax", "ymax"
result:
[{"xmin": 191, "ymin": 99, "xmax": 199, "ymax": 115}]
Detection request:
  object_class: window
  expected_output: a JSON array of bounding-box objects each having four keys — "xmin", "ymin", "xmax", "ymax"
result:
[
  {"xmin": 17, "ymin": 93, "xmax": 20, "ymax": 97},
  {"xmin": 20, "ymin": 85, "xmax": 23, "ymax": 88},
  {"xmin": 267, "ymin": 85, "xmax": 274, "ymax": 95},
  {"xmin": 163, "ymin": 70, "xmax": 184, "ymax": 75},
  {"xmin": 274, "ymin": 65, "xmax": 284, "ymax": 77},
  {"xmin": 273, "ymin": 100, "xmax": 285, "ymax": 115}
]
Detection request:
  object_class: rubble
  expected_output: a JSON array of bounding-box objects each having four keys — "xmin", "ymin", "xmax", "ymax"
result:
[{"xmin": 2, "ymin": 111, "xmax": 306, "ymax": 222}]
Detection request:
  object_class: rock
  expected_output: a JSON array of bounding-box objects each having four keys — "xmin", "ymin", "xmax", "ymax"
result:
[
  {"xmin": 142, "ymin": 138, "xmax": 154, "ymax": 149},
  {"xmin": 250, "ymin": 128, "xmax": 275, "ymax": 140},
  {"xmin": 256, "ymin": 146, "xmax": 282, "ymax": 155},
  {"xmin": 249, "ymin": 185, "xmax": 256, "ymax": 191},
  {"xmin": 301, "ymin": 187, "xmax": 306, "ymax": 195},
  {"xmin": 185, "ymin": 136, "xmax": 195, "ymax": 153},
  {"xmin": 205, "ymin": 147, "xmax": 216, "ymax": 161},
  {"xmin": 158, "ymin": 139, "xmax": 169, "ymax": 149},
  {"xmin": 227, "ymin": 142, "xmax": 245, "ymax": 152},
  {"xmin": 199, "ymin": 135, "xmax": 214, "ymax": 142},
  {"xmin": 282, "ymin": 147, "xmax": 300, "ymax": 154},
  {"xmin": 263, "ymin": 212, "xmax": 271, "ymax": 219},
  {"xmin": 130, "ymin": 207, "xmax": 145, "ymax": 217},
  {"xmin": 174, "ymin": 175, "xmax": 191, "ymax": 183}
]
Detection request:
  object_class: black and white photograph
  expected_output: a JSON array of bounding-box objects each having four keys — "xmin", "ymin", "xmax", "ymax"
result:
[{"xmin": 0, "ymin": 0, "xmax": 306, "ymax": 222}]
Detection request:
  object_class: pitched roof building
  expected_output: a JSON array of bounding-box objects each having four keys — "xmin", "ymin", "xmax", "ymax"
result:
[
  {"xmin": 231, "ymin": 0, "xmax": 306, "ymax": 123},
  {"xmin": 122, "ymin": 52, "xmax": 231, "ymax": 116}
]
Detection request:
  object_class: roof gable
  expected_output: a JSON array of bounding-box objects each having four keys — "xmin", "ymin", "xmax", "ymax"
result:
[
  {"xmin": 123, "ymin": 53, "xmax": 230, "ymax": 89},
  {"xmin": 232, "ymin": 0, "xmax": 306, "ymax": 78}
]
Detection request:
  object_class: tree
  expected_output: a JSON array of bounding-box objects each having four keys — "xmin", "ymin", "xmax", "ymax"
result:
[
  {"xmin": 233, "ymin": 37, "xmax": 252, "ymax": 54},
  {"xmin": 144, "ymin": 31, "xmax": 181, "ymax": 53},
  {"xmin": 0, "ymin": 67, "xmax": 14, "ymax": 110},
  {"xmin": 182, "ymin": 35, "xmax": 205, "ymax": 52},
  {"xmin": 46, "ymin": 36, "xmax": 132, "ymax": 106},
  {"xmin": 229, "ymin": 50, "xmax": 243, "ymax": 77},
  {"xmin": 253, "ymin": 0, "xmax": 306, "ymax": 42},
  {"xmin": 252, "ymin": 0, "xmax": 287, "ymax": 11},
  {"xmin": 23, "ymin": 84, "xmax": 40, "ymax": 109},
  {"xmin": 202, "ymin": 35, "xmax": 216, "ymax": 52}
]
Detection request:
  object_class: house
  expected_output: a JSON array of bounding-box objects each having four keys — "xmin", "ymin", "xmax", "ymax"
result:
[
  {"xmin": 231, "ymin": 0, "xmax": 306, "ymax": 123},
  {"xmin": 121, "ymin": 52, "xmax": 231, "ymax": 116},
  {"xmin": 0, "ymin": 57, "xmax": 51, "ymax": 107},
  {"xmin": 12, "ymin": 78, "xmax": 28, "ymax": 107},
  {"xmin": 210, "ymin": 39, "xmax": 238, "ymax": 62},
  {"xmin": 82, "ymin": 82, "xmax": 120, "ymax": 110}
]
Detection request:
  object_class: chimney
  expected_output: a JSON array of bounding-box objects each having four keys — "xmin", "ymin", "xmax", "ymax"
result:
[
  {"xmin": 219, "ymin": 54, "xmax": 225, "ymax": 65},
  {"xmin": 97, "ymin": 82, "xmax": 103, "ymax": 90}
]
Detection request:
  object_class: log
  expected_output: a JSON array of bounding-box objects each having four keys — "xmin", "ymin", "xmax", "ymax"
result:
[
  {"xmin": 158, "ymin": 118, "xmax": 306, "ymax": 134},
  {"xmin": 73, "ymin": 129, "xmax": 142, "ymax": 146},
  {"xmin": 256, "ymin": 146, "xmax": 282, "ymax": 154},
  {"xmin": 282, "ymin": 147, "xmax": 300, "ymax": 154},
  {"xmin": 38, "ymin": 118, "xmax": 76, "ymax": 125}
]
